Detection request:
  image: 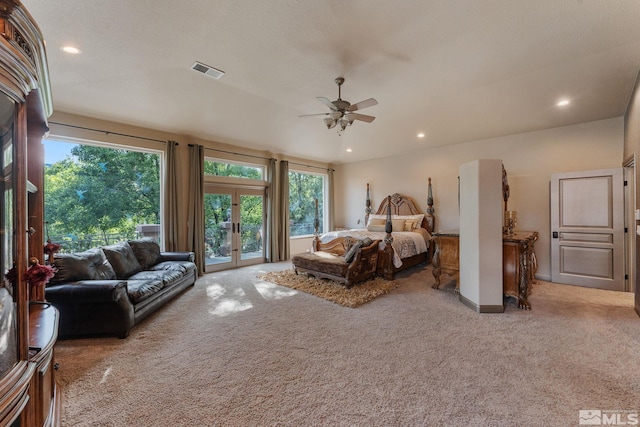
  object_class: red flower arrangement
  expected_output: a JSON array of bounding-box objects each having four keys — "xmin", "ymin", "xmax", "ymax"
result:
[{"xmin": 25, "ymin": 257, "xmax": 57, "ymax": 284}]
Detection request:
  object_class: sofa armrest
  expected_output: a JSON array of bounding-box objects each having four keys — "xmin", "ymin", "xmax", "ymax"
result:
[
  {"xmin": 159, "ymin": 252, "xmax": 195, "ymax": 262},
  {"xmin": 46, "ymin": 280, "xmax": 128, "ymax": 303}
]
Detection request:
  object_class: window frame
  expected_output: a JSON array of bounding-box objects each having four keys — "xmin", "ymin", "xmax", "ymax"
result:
[
  {"xmin": 288, "ymin": 168, "xmax": 328, "ymax": 238},
  {"xmin": 42, "ymin": 136, "xmax": 164, "ymax": 249}
]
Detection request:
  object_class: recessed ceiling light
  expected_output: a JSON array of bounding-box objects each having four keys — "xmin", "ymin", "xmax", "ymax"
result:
[
  {"xmin": 346, "ymin": 148, "xmax": 352, "ymax": 152},
  {"xmin": 60, "ymin": 46, "xmax": 81, "ymax": 54},
  {"xmin": 417, "ymin": 132, "xmax": 425, "ymax": 138},
  {"xmin": 557, "ymin": 99, "xmax": 570, "ymax": 107}
]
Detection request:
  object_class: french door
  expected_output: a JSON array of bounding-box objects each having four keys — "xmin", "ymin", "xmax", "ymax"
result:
[{"xmin": 204, "ymin": 186, "xmax": 265, "ymax": 272}]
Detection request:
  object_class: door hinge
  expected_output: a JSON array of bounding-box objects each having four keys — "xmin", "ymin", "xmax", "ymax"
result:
[
  {"xmin": 625, "ymin": 227, "xmax": 628, "ymax": 233},
  {"xmin": 625, "ymin": 274, "xmax": 629, "ymax": 280},
  {"xmin": 624, "ymin": 180, "xmax": 628, "ymax": 186}
]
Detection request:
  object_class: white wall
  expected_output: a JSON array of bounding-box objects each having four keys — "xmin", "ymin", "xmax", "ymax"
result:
[
  {"xmin": 335, "ymin": 117, "xmax": 624, "ymax": 281},
  {"xmin": 459, "ymin": 160, "xmax": 504, "ymax": 311}
]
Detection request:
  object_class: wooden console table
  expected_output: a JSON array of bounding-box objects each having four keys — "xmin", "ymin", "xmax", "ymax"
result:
[{"xmin": 431, "ymin": 231, "xmax": 538, "ymax": 309}]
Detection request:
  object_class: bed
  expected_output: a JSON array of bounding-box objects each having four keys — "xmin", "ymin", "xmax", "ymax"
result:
[{"xmin": 315, "ymin": 178, "xmax": 435, "ymax": 279}]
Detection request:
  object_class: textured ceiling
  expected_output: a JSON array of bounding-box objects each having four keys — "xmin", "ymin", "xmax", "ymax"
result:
[{"xmin": 22, "ymin": 0, "xmax": 640, "ymax": 164}]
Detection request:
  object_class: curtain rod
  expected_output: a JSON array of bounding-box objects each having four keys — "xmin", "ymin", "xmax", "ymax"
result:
[
  {"xmin": 288, "ymin": 161, "xmax": 334, "ymax": 172},
  {"xmin": 189, "ymin": 145, "xmax": 334, "ymax": 171},
  {"xmin": 49, "ymin": 122, "xmax": 169, "ymax": 144},
  {"xmin": 191, "ymin": 145, "xmax": 273, "ymax": 161}
]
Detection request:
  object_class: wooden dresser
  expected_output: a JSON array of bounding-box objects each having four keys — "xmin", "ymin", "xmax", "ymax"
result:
[{"xmin": 431, "ymin": 231, "xmax": 538, "ymax": 309}]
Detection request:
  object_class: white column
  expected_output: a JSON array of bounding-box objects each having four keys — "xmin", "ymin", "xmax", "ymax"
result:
[{"xmin": 459, "ymin": 159, "xmax": 504, "ymax": 313}]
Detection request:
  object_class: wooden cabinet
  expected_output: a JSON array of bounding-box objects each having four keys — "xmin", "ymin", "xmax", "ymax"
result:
[
  {"xmin": 28, "ymin": 303, "xmax": 60, "ymax": 427},
  {"xmin": 432, "ymin": 231, "xmax": 538, "ymax": 309},
  {"xmin": 502, "ymin": 231, "xmax": 538, "ymax": 309},
  {"xmin": 0, "ymin": 1, "xmax": 59, "ymax": 425}
]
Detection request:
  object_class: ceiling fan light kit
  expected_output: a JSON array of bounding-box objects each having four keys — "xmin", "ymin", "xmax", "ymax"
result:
[{"xmin": 300, "ymin": 77, "xmax": 378, "ymax": 135}]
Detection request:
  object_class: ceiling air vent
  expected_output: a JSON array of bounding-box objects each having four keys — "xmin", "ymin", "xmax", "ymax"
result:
[{"xmin": 191, "ymin": 61, "xmax": 225, "ymax": 80}]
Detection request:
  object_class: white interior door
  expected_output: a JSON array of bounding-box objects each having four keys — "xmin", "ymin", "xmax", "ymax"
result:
[{"xmin": 550, "ymin": 168, "xmax": 624, "ymax": 291}]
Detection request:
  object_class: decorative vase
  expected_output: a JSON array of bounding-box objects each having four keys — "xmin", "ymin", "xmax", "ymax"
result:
[
  {"xmin": 29, "ymin": 280, "xmax": 46, "ymax": 302},
  {"xmin": 505, "ymin": 210, "xmax": 517, "ymax": 235}
]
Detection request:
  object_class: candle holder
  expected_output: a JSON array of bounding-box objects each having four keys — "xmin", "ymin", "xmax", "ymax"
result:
[{"xmin": 504, "ymin": 210, "xmax": 517, "ymax": 235}]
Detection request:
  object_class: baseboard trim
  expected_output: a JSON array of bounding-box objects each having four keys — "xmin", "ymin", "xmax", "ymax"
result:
[{"xmin": 458, "ymin": 293, "xmax": 504, "ymax": 313}]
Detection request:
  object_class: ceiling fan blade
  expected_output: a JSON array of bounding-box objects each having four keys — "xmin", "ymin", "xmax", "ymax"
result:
[
  {"xmin": 348, "ymin": 98, "xmax": 378, "ymax": 112},
  {"xmin": 349, "ymin": 113, "xmax": 376, "ymax": 123},
  {"xmin": 317, "ymin": 97, "xmax": 338, "ymax": 111},
  {"xmin": 298, "ymin": 113, "xmax": 329, "ymax": 117}
]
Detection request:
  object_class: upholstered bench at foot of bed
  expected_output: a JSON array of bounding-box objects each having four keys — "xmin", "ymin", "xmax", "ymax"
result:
[{"xmin": 292, "ymin": 238, "xmax": 381, "ymax": 288}]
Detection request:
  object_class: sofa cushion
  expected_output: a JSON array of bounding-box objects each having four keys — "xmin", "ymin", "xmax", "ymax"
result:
[
  {"xmin": 151, "ymin": 261, "xmax": 197, "ymax": 274},
  {"xmin": 128, "ymin": 269, "xmax": 185, "ymax": 287},
  {"xmin": 102, "ymin": 242, "xmax": 142, "ymax": 279},
  {"xmin": 128, "ymin": 238, "xmax": 162, "ymax": 270},
  {"xmin": 126, "ymin": 279, "xmax": 164, "ymax": 303},
  {"xmin": 49, "ymin": 248, "xmax": 116, "ymax": 285}
]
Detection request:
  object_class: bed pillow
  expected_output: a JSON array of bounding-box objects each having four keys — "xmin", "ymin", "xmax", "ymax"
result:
[
  {"xmin": 367, "ymin": 214, "xmax": 387, "ymax": 226},
  {"xmin": 368, "ymin": 218, "xmax": 386, "ymax": 226},
  {"xmin": 368, "ymin": 213, "xmax": 424, "ymax": 227},
  {"xmin": 366, "ymin": 224, "xmax": 386, "ymax": 232}
]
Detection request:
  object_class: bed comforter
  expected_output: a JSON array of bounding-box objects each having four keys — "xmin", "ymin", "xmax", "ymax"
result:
[{"xmin": 320, "ymin": 228, "xmax": 430, "ymax": 268}]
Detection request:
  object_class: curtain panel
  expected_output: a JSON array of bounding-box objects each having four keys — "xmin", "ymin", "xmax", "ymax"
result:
[
  {"xmin": 164, "ymin": 140, "xmax": 179, "ymax": 251},
  {"xmin": 266, "ymin": 158, "xmax": 278, "ymax": 262},
  {"xmin": 278, "ymin": 160, "xmax": 290, "ymax": 260},
  {"xmin": 187, "ymin": 144, "xmax": 205, "ymax": 275}
]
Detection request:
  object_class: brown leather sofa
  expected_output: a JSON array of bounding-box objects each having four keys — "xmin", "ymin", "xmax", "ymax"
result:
[
  {"xmin": 292, "ymin": 236, "xmax": 381, "ymax": 287},
  {"xmin": 45, "ymin": 239, "xmax": 197, "ymax": 339}
]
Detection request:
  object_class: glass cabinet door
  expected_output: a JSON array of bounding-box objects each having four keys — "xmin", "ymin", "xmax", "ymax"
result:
[{"xmin": 0, "ymin": 91, "xmax": 17, "ymax": 378}]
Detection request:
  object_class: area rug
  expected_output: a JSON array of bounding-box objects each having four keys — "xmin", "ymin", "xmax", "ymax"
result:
[{"xmin": 258, "ymin": 269, "xmax": 398, "ymax": 307}]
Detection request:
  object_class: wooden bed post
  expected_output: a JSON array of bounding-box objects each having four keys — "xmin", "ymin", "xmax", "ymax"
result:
[
  {"xmin": 364, "ymin": 183, "xmax": 371, "ymax": 226},
  {"xmin": 383, "ymin": 195, "xmax": 394, "ymax": 280}
]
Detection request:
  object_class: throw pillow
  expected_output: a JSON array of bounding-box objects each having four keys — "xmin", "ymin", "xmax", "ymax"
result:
[
  {"xmin": 102, "ymin": 242, "xmax": 143, "ymax": 279},
  {"xmin": 391, "ymin": 219, "xmax": 405, "ymax": 232},
  {"xmin": 49, "ymin": 248, "xmax": 116, "ymax": 285},
  {"xmin": 128, "ymin": 238, "xmax": 162, "ymax": 270},
  {"xmin": 343, "ymin": 239, "xmax": 363, "ymax": 263}
]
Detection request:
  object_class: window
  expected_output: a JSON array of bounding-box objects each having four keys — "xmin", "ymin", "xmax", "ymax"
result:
[
  {"xmin": 44, "ymin": 139, "xmax": 161, "ymax": 252},
  {"xmin": 289, "ymin": 170, "xmax": 325, "ymax": 237},
  {"xmin": 204, "ymin": 159, "xmax": 265, "ymax": 180}
]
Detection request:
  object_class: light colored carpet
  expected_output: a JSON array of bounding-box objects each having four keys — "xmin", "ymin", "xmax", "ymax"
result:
[
  {"xmin": 258, "ymin": 269, "xmax": 397, "ymax": 307},
  {"xmin": 54, "ymin": 263, "xmax": 640, "ymax": 426}
]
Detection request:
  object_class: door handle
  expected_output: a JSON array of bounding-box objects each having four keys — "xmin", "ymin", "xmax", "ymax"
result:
[
  {"xmin": 552, "ymin": 231, "xmax": 558, "ymax": 238},
  {"xmin": 232, "ymin": 223, "xmax": 236, "ymax": 233},
  {"xmin": 237, "ymin": 222, "xmax": 241, "ymax": 233}
]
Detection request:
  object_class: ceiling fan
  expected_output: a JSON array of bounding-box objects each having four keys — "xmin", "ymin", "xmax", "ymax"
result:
[{"xmin": 299, "ymin": 77, "xmax": 377, "ymax": 133}]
